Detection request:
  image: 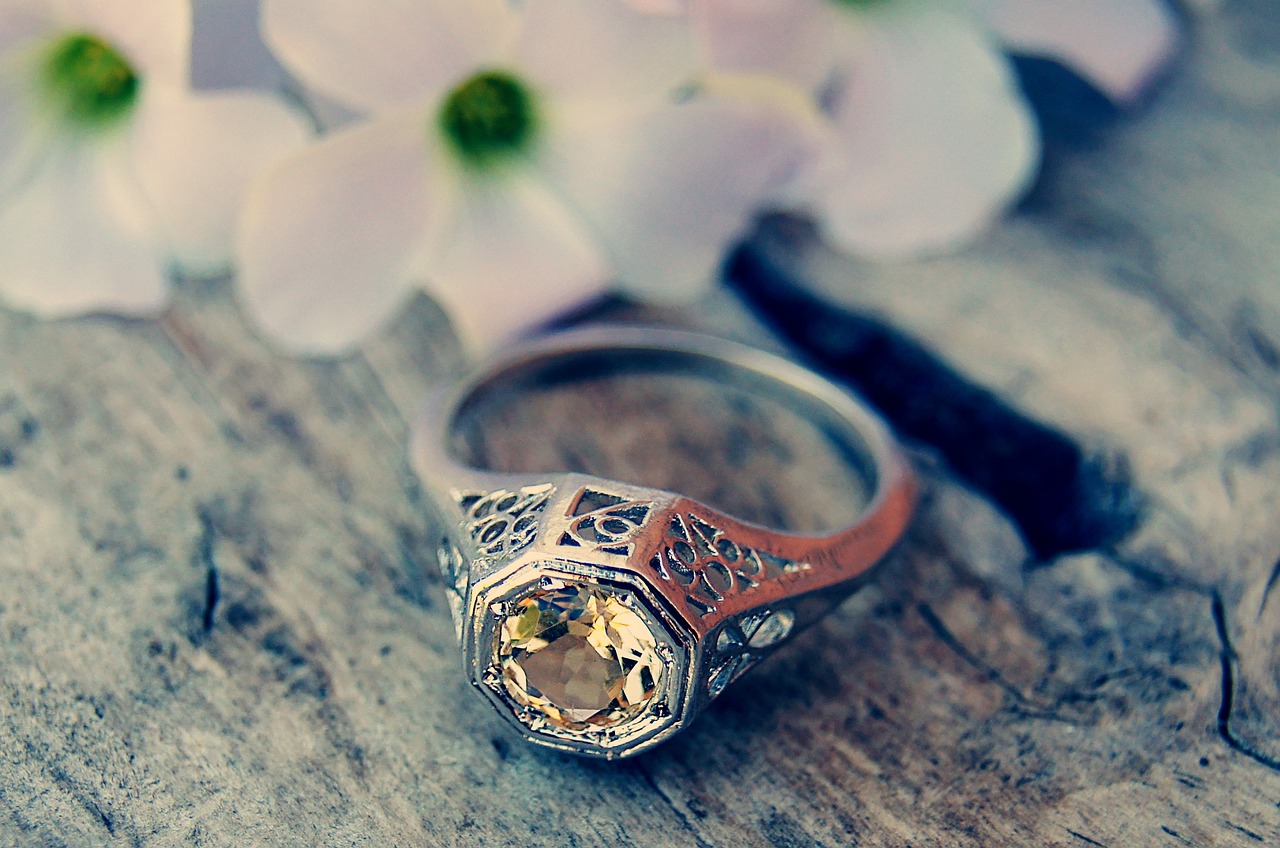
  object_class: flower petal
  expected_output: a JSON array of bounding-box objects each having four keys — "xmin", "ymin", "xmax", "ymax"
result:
[
  {"xmin": 0, "ymin": 139, "xmax": 168, "ymax": 316},
  {"xmin": 693, "ymin": 0, "xmax": 854, "ymax": 92},
  {"xmin": 810, "ymin": 9, "xmax": 1039, "ymax": 258},
  {"xmin": 261, "ymin": 0, "xmax": 514, "ymax": 114},
  {"xmin": 0, "ymin": 59, "xmax": 39, "ymax": 196},
  {"xmin": 129, "ymin": 89, "xmax": 309, "ymax": 272},
  {"xmin": 514, "ymin": 0, "xmax": 697, "ymax": 102},
  {"xmin": 235, "ymin": 115, "xmax": 433, "ymax": 354},
  {"xmin": 978, "ymin": 0, "xmax": 1181, "ymax": 102},
  {"xmin": 420, "ymin": 167, "xmax": 609, "ymax": 351},
  {"xmin": 623, "ymin": 0, "xmax": 688, "ymax": 14},
  {"xmin": 536, "ymin": 82, "xmax": 821, "ymax": 301},
  {"xmin": 51, "ymin": 0, "xmax": 191, "ymax": 90},
  {"xmin": 0, "ymin": 0, "xmax": 53, "ymax": 54}
]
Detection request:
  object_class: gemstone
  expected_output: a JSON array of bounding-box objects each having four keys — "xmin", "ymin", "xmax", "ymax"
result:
[
  {"xmin": 709, "ymin": 654, "xmax": 753, "ymax": 699},
  {"xmin": 497, "ymin": 581, "xmax": 663, "ymax": 732},
  {"xmin": 747, "ymin": 609, "xmax": 795, "ymax": 649},
  {"xmin": 716, "ymin": 627, "xmax": 741, "ymax": 653}
]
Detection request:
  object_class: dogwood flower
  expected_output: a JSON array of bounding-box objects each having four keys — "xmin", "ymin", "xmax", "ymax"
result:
[
  {"xmin": 0, "ymin": 0, "xmax": 308, "ymax": 317},
  {"xmin": 238, "ymin": 0, "xmax": 817, "ymax": 354},
  {"xmin": 693, "ymin": 0, "xmax": 1179, "ymax": 257}
]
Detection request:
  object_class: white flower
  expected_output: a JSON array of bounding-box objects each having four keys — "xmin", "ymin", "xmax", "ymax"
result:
[
  {"xmin": 0, "ymin": 0, "xmax": 308, "ymax": 317},
  {"xmin": 962, "ymin": 0, "xmax": 1181, "ymax": 103},
  {"xmin": 693, "ymin": 0, "xmax": 1179, "ymax": 257},
  {"xmin": 239, "ymin": 0, "xmax": 817, "ymax": 354}
]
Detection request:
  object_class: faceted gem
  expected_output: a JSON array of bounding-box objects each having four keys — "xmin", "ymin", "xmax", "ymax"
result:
[
  {"xmin": 716, "ymin": 627, "xmax": 741, "ymax": 653},
  {"xmin": 746, "ymin": 609, "xmax": 795, "ymax": 649},
  {"xmin": 438, "ymin": 70, "xmax": 538, "ymax": 169},
  {"xmin": 43, "ymin": 33, "xmax": 139, "ymax": 130},
  {"xmin": 497, "ymin": 581, "xmax": 663, "ymax": 731},
  {"xmin": 708, "ymin": 654, "xmax": 752, "ymax": 699}
]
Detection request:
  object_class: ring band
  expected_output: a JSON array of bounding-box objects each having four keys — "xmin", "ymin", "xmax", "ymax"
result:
[{"xmin": 412, "ymin": 328, "xmax": 917, "ymax": 759}]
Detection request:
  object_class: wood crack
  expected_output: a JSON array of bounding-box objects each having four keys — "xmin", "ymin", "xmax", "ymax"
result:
[
  {"xmin": 1211, "ymin": 592, "xmax": 1280, "ymax": 774},
  {"xmin": 1065, "ymin": 829, "xmax": 1110, "ymax": 847},
  {"xmin": 916, "ymin": 602, "xmax": 1065, "ymax": 720},
  {"xmin": 633, "ymin": 766, "xmax": 713, "ymax": 848},
  {"xmin": 1227, "ymin": 821, "xmax": 1267, "ymax": 842},
  {"xmin": 196, "ymin": 509, "xmax": 220, "ymax": 636},
  {"xmin": 1258, "ymin": 557, "xmax": 1280, "ymax": 621},
  {"xmin": 43, "ymin": 761, "xmax": 127, "ymax": 843}
]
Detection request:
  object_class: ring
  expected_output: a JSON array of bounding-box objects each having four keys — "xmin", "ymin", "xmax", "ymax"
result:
[{"xmin": 412, "ymin": 328, "xmax": 917, "ymax": 759}]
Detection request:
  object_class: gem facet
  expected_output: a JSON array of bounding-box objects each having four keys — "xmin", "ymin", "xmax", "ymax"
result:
[
  {"xmin": 747, "ymin": 609, "xmax": 795, "ymax": 649},
  {"xmin": 497, "ymin": 581, "xmax": 663, "ymax": 731}
]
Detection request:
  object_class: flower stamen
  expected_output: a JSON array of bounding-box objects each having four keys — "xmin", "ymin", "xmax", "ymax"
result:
[
  {"xmin": 438, "ymin": 70, "xmax": 537, "ymax": 169},
  {"xmin": 42, "ymin": 33, "xmax": 140, "ymax": 130}
]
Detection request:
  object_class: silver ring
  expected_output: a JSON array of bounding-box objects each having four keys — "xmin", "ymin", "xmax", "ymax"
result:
[{"xmin": 412, "ymin": 327, "xmax": 916, "ymax": 759}]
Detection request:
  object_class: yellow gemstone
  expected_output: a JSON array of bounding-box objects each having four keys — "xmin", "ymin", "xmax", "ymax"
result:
[{"xmin": 498, "ymin": 581, "xmax": 663, "ymax": 731}]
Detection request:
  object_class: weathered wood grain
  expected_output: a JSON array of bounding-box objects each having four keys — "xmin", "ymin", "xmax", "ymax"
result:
[{"xmin": 2, "ymin": 4, "xmax": 1279, "ymax": 847}]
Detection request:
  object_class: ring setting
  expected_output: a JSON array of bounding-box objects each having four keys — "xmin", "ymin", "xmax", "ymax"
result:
[{"xmin": 415, "ymin": 329, "xmax": 916, "ymax": 759}]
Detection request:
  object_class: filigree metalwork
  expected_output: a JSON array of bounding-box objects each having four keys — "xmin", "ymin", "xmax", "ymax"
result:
[
  {"xmin": 414, "ymin": 328, "xmax": 919, "ymax": 758},
  {"xmin": 558, "ymin": 488, "xmax": 654, "ymax": 557},
  {"xmin": 458, "ymin": 484, "xmax": 554, "ymax": 559},
  {"xmin": 649, "ymin": 512, "xmax": 809, "ymax": 616},
  {"xmin": 436, "ymin": 535, "xmax": 468, "ymax": 638},
  {"xmin": 707, "ymin": 608, "xmax": 796, "ymax": 698}
]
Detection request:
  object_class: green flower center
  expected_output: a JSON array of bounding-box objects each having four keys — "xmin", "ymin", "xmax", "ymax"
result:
[
  {"xmin": 438, "ymin": 70, "xmax": 537, "ymax": 168},
  {"xmin": 42, "ymin": 33, "xmax": 140, "ymax": 130}
]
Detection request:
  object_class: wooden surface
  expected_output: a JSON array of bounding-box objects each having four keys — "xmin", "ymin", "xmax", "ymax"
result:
[{"xmin": 3, "ymin": 4, "xmax": 1280, "ymax": 846}]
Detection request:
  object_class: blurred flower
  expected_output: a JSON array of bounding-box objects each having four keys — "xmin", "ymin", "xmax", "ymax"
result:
[
  {"xmin": 0, "ymin": 0, "xmax": 308, "ymax": 317},
  {"xmin": 694, "ymin": 0, "xmax": 1179, "ymax": 258},
  {"xmin": 962, "ymin": 0, "xmax": 1181, "ymax": 102},
  {"xmin": 623, "ymin": 0, "xmax": 691, "ymax": 13},
  {"xmin": 239, "ymin": 0, "xmax": 817, "ymax": 354}
]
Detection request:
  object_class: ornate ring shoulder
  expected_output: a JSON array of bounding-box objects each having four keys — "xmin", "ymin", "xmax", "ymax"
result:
[{"xmin": 413, "ymin": 328, "xmax": 917, "ymax": 759}]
